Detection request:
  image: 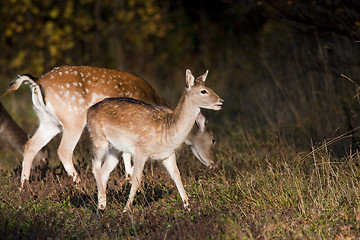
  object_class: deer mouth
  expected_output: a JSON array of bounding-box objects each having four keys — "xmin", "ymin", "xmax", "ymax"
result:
[
  {"xmin": 212, "ymin": 99, "xmax": 224, "ymax": 110},
  {"xmin": 190, "ymin": 146, "xmax": 213, "ymax": 167},
  {"xmin": 213, "ymin": 104, "xmax": 222, "ymax": 110}
]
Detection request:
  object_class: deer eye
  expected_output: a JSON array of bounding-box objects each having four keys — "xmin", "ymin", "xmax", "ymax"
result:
[
  {"xmin": 201, "ymin": 90, "xmax": 208, "ymax": 94},
  {"xmin": 212, "ymin": 139, "xmax": 216, "ymax": 145}
]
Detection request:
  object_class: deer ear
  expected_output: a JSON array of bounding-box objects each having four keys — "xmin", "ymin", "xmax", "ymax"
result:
[
  {"xmin": 185, "ymin": 69, "xmax": 195, "ymax": 90},
  {"xmin": 195, "ymin": 112, "xmax": 206, "ymax": 132},
  {"xmin": 197, "ymin": 70, "xmax": 208, "ymax": 82}
]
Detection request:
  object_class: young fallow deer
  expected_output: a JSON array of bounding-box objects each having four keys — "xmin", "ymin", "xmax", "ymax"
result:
[
  {"xmin": 87, "ymin": 69, "xmax": 223, "ymax": 212},
  {"xmin": 6, "ymin": 66, "xmax": 217, "ymax": 188}
]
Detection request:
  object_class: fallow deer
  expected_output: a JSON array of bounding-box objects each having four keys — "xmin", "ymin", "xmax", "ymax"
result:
[
  {"xmin": 5, "ymin": 66, "xmax": 217, "ymax": 188},
  {"xmin": 0, "ymin": 102, "xmax": 48, "ymax": 169},
  {"xmin": 87, "ymin": 69, "xmax": 223, "ymax": 211}
]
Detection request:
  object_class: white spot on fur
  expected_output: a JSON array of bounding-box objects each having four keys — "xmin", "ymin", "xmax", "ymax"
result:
[
  {"xmin": 54, "ymin": 94, "xmax": 61, "ymax": 101},
  {"xmin": 59, "ymin": 72, "xmax": 63, "ymax": 75},
  {"xmin": 73, "ymin": 82, "xmax": 78, "ymax": 86},
  {"xmin": 66, "ymin": 83, "xmax": 70, "ymax": 88}
]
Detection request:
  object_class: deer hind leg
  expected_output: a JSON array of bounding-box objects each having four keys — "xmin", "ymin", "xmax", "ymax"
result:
[
  {"xmin": 100, "ymin": 153, "xmax": 119, "ymax": 191},
  {"xmin": 57, "ymin": 126, "xmax": 83, "ymax": 183},
  {"xmin": 92, "ymin": 140, "xmax": 109, "ymax": 210},
  {"xmin": 122, "ymin": 152, "xmax": 134, "ymax": 181},
  {"xmin": 21, "ymin": 123, "xmax": 60, "ymax": 188},
  {"xmin": 162, "ymin": 153, "xmax": 189, "ymax": 210},
  {"xmin": 123, "ymin": 152, "xmax": 146, "ymax": 212}
]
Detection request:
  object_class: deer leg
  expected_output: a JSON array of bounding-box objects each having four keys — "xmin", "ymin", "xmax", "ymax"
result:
[
  {"xmin": 21, "ymin": 123, "xmax": 60, "ymax": 188},
  {"xmin": 100, "ymin": 153, "xmax": 119, "ymax": 191},
  {"xmin": 123, "ymin": 152, "xmax": 146, "ymax": 212},
  {"xmin": 122, "ymin": 152, "xmax": 133, "ymax": 181},
  {"xmin": 162, "ymin": 153, "xmax": 189, "ymax": 210},
  {"xmin": 57, "ymin": 127, "xmax": 83, "ymax": 183},
  {"xmin": 92, "ymin": 141, "xmax": 109, "ymax": 210}
]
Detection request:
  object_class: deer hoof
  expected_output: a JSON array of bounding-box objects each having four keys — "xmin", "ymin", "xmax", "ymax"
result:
[
  {"xmin": 97, "ymin": 194, "xmax": 107, "ymax": 210},
  {"xmin": 74, "ymin": 175, "xmax": 81, "ymax": 184},
  {"xmin": 97, "ymin": 208, "xmax": 105, "ymax": 217},
  {"xmin": 98, "ymin": 203, "xmax": 106, "ymax": 211},
  {"xmin": 123, "ymin": 204, "xmax": 132, "ymax": 213},
  {"xmin": 183, "ymin": 200, "xmax": 190, "ymax": 211},
  {"xmin": 125, "ymin": 174, "xmax": 132, "ymax": 182}
]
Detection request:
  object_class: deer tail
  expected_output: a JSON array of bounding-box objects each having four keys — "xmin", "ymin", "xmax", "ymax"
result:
[{"xmin": 2, "ymin": 74, "xmax": 38, "ymax": 97}]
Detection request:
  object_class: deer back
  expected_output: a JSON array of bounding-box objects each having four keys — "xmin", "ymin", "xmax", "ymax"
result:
[{"xmin": 37, "ymin": 66, "xmax": 165, "ymax": 124}]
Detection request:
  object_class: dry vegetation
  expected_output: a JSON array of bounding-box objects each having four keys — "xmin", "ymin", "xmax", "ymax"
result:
[
  {"xmin": 1, "ymin": 130, "xmax": 360, "ymax": 239},
  {"xmin": 1, "ymin": 1, "xmax": 360, "ymax": 239}
]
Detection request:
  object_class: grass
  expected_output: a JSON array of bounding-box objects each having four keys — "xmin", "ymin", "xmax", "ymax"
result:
[{"xmin": 1, "ymin": 128, "xmax": 360, "ymax": 239}]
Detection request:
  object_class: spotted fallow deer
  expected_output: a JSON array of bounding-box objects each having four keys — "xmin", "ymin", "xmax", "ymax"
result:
[
  {"xmin": 5, "ymin": 66, "xmax": 217, "ymax": 188},
  {"xmin": 87, "ymin": 69, "xmax": 223, "ymax": 211}
]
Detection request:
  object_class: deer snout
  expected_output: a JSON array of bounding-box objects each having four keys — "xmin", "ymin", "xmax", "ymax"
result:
[{"xmin": 213, "ymin": 98, "xmax": 224, "ymax": 110}]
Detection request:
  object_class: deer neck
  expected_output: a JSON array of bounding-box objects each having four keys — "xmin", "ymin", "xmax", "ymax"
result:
[{"xmin": 165, "ymin": 92, "xmax": 200, "ymax": 147}]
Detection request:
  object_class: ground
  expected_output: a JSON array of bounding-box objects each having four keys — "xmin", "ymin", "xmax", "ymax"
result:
[{"xmin": 1, "ymin": 136, "xmax": 360, "ymax": 239}]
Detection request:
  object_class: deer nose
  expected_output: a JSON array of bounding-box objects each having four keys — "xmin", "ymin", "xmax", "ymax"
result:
[{"xmin": 217, "ymin": 98, "xmax": 224, "ymax": 106}]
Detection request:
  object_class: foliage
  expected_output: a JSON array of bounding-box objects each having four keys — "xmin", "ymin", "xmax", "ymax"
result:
[
  {"xmin": 265, "ymin": 0, "xmax": 360, "ymax": 39},
  {"xmin": 1, "ymin": 0, "xmax": 173, "ymax": 75}
]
